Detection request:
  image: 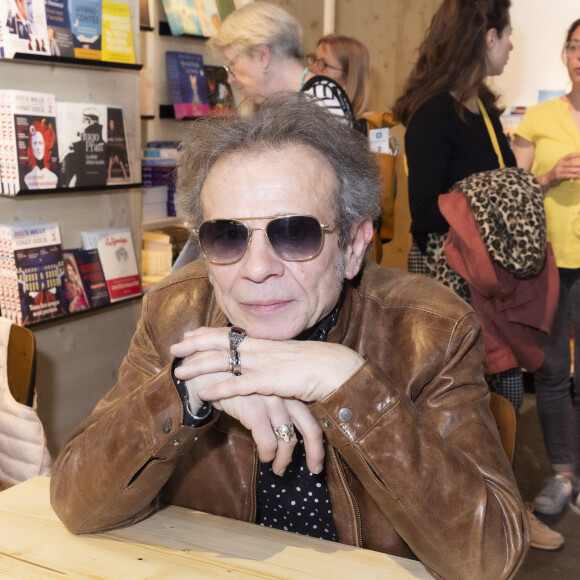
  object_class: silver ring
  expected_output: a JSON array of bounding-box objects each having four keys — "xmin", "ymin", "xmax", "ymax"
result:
[
  {"xmin": 229, "ymin": 327, "xmax": 247, "ymax": 351},
  {"xmin": 228, "ymin": 348, "xmax": 242, "ymax": 376},
  {"xmin": 273, "ymin": 422, "xmax": 295, "ymax": 443}
]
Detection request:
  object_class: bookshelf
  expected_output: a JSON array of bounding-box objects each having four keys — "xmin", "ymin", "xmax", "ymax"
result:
[{"xmin": 0, "ymin": 0, "xmax": 143, "ymax": 457}]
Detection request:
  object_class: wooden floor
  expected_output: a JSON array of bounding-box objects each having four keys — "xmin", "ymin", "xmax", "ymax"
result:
[{"xmin": 514, "ymin": 393, "xmax": 579, "ymax": 579}]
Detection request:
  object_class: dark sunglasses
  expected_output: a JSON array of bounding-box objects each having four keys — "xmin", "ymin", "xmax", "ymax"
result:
[{"xmin": 195, "ymin": 214, "xmax": 335, "ymax": 265}]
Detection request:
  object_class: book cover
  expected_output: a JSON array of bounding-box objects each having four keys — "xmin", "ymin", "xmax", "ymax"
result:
[
  {"xmin": 139, "ymin": 0, "xmax": 151, "ymax": 29},
  {"xmin": 101, "ymin": 0, "xmax": 135, "ymax": 64},
  {"xmin": 165, "ymin": 51, "xmax": 211, "ymax": 119},
  {"xmin": 1, "ymin": 90, "xmax": 60, "ymax": 194},
  {"xmin": 3, "ymin": 0, "xmax": 50, "ymax": 58},
  {"xmin": 62, "ymin": 249, "xmax": 91, "ymax": 312},
  {"xmin": 57, "ymin": 102, "xmax": 108, "ymax": 187},
  {"xmin": 70, "ymin": 247, "xmax": 110, "ymax": 307},
  {"xmin": 215, "ymin": 0, "xmax": 235, "ymax": 22},
  {"xmin": 204, "ymin": 65, "xmax": 234, "ymax": 112},
  {"xmin": 68, "ymin": 0, "xmax": 102, "ymax": 60},
  {"xmin": 106, "ymin": 106, "xmax": 131, "ymax": 184},
  {"xmin": 44, "ymin": 0, "xmax": 75, "ymax": 57},
  {"xmin": 88, "ymin": 228, "xmax": 141, "ymax": 302},
  {"xmin": 194, "ymin": 0, "xmax": 219, "ymax": 37},
  {"xmin": 8, "ymin": 222, "xmax": 68, "ymax": 326},
  {"xmin": 160, "ymin": 0, "xmax": 203, "ymax": 37}
]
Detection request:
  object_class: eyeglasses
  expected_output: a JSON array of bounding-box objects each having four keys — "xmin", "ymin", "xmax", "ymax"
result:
[
  {"xmin": 222, "ymin": 55, "xmax": 239, "ymax": 77},
  {"xmin": 566, "ymin": 41, "xmax": 580, "ymax": 53},
  {"xmin": 194, "ymin": 214, "xmax": 335, "ymax": 265},
  {"xmin": 306, "ymin": 54, "xmax": 345, "ymax": 74}
]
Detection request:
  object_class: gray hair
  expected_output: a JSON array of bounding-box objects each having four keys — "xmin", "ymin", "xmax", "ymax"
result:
[
  {"xmin": 207, "ymin": 2, "xmax": 303, "ymax": 60},
  {"xmin": 176, "ymin": 92, "xmax": 382, "ymax": 249}
]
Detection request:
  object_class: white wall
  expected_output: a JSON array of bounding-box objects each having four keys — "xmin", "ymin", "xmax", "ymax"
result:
[{"xmin": 491, "ymin": 0, "xmax": 579, "ymax": 110}]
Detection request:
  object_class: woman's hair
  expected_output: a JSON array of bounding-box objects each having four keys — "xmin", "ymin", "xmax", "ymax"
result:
[
  {"xmin": 207, "ymin": 2, "xmax": 303, "ymax": 60},
  {"xmin": 317, "ymin": 34, "xmax": 370, "ymax": 118},
  {"xmin": 562, "ymin": 18, "xmax": 580, "ymax": 59},
  {"xmin": 177, "ymin": 92, "xmax": 381, "ymax": 249},
  {"xmin": 27, "ymin": 119, "xmax": 56, "ymax": 169},
  {"xmin": 393, "ymin": 0, "xmax": 511, "ymax": 126}
]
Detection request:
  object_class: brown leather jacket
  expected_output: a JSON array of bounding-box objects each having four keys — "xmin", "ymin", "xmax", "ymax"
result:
[{"xmin": 50, "ymin": 261, "xmax": 529, "ymax": 580}]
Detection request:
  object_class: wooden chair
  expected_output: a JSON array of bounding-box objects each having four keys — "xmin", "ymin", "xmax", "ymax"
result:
[
  {"xmin": 7, "ymin": 325, "xmax": 36, "ymax": 407},
  {"xmin": 489, "ymin": 392, "xmax": 516, "ymax": 465}
]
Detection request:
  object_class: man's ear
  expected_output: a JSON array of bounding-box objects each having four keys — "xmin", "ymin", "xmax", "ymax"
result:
[{"xmin": 344, "ymin": 218, "xmax": 374, "ymax": 280}]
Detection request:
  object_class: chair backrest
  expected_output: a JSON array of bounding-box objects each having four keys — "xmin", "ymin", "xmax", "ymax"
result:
[
  {"xmin": 489, "ymin": 392, "xmax": 516, "ymax": 465},
  {"xmin": 7, "ymin": 325, "xmax": 36, "ymax": 407}
]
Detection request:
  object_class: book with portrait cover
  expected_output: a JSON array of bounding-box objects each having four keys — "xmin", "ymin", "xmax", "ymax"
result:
[
  {"xmin": 44, "ymin": 0, "xmax": 75, "ymax": 57},
  {"xmin": 160, "ymin": 0, "xmax": 203, "ymax": 36},
  {"xmin": 165, "ymin": 51, "xmax": 211, "ymax": 119},
  {"xmin": 69, "ymin": 247, "xmax": 110, "ymax": 307},
  {"xmin": 2, "ymin": 0, "xmax": 50, "ymax": 58},
  {"xmin": 68, "ymin": 0, "xmax": 102, "ymax": 60},
  {"xmin": 82, "ymin": 227, "xmax": 141, "ymax": 302},
  {"xmin": 106, "ymin": 106, "xmax": 131, "ymax": 184},
  {"xmin": 101, "ymin": 0, "xmax": 135, "ymax": 64},
  {"xmin": 62, "ymin": 249, "xmax": 92, "ymax": 312},
  {"xmin": 0, "ymin": 90, "xmax": 60, "ymax": 195},
  {"xmin": 57, "ymin": 102, "xmax": 108, "ymax": 187}
]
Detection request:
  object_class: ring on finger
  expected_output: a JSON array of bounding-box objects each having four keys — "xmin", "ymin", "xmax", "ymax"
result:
[
  {"xmin": 228, "ymin": 348, "xmax": 242, "ymax": 376},
  {"xmin": 273, "ymin": 422, "xmax": 295, "ymax": 443}
]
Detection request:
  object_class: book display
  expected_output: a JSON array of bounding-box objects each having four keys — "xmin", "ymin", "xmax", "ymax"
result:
[
  {"xmin": 44, "ymin": 0, "xmax": 75, "ymax": 57},
  {"xmin": 69, "ymin": 0, "xmax": 103, "ymax": 60},
  {"xmin": 101, "ymin": 0, "xmax": 135, "ymax": 64}
]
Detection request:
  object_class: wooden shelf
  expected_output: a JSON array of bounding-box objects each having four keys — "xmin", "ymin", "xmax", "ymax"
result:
[
  {"xmin": 158, "ymin": 21, "xmax": 209, "ymax": 39},
  {"xmin": 2, "ymin": 183, "xmax": 142, "ymax": 198},
  {"xmin": 9, "ymin": 53, "xmax": 142, "ymax": 70}
]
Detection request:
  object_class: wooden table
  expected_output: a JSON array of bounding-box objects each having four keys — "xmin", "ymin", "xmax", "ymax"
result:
[{"xmin": 0, "ymin": 477, "xmax": 432, "ymax": 579}]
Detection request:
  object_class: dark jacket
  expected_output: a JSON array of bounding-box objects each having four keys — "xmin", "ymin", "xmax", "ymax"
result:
[{"xmin": 50, "ymin": 260, "xmax": 529, "ymax": 580}]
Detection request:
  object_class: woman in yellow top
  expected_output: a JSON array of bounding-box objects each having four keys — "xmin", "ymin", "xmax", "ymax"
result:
[{"xmin": 513, "ymin": 18, "xmax": 580, "ymax": 518}]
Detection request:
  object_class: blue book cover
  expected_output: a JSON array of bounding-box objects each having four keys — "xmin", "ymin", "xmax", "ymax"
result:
[
  {"xmin": 68, "ymin": 0, "xmax": 102, "ymax": 59},
  {"xmin": 165, "ymin": 51, "xmax": 211, "ymax": 119},
  {"xmin": 44, "ymin": 0, "xmax": 75, "ymax": 57}
]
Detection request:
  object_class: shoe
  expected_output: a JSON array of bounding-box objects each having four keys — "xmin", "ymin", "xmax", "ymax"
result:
[
  {"xmin": 527, "ymin": 509, "xmax": 564, "ymax": 550},
  {"xmin": 570, "ymin": 490, "xmax": 580, "ymax": 516},
  {"xmin": 534, "ymin": 475, "xmax": 573, "ymax": 515}
]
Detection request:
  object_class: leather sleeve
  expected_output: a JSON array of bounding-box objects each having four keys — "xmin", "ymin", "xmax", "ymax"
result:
[
  {"xmin": 310, "ymin": 310, "xmax": 529, "ymax": 580},
  {"xmin": 49, "ymin": 296, "xmax": 218, "ymax": 534}
]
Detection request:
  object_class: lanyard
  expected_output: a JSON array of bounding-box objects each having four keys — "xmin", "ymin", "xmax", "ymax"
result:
[{"xmin": 478, "ymin": 98, "xmax": 505, "ymax": 168}]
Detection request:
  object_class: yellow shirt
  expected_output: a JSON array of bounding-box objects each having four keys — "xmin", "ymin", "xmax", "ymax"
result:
[{"xmin": 516, "ymin": 98, "xmax": 580, "ymax": 268}]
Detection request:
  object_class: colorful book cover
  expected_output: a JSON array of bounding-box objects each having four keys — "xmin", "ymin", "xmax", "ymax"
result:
[
  {"xmin": 57, "ymin": 102, "xmax": 108, "ymax": 187},
  {"xmin": 165, "ymin": 51, "xmax": 211, "ymax": 119},
  {"xmin": 2, "ymin": 0, "xmax": 50, "ymax": 58},
  {"xmin": 101, "ymin": 0, "xmax": 135, "ymax": 64},
  {"xmin": 62, "ymin": 250, "xmax": 91, "ymax": 312},
  {"xmin": 194, "ymin": 0, "xmax": 219, "ymax": 37},
  {"xmin": 1, "ymin": 90, "xmax": 59, "ymax": 194},
  {"xmin": 83, "ymin": 228, "xmax": 141, "ymax": 302},
  {"xmin": 106, "ymin": 106, "xmax": 131, "ymax": 184},
  {"xmin": 68, "ymin": 0, "xmax": 102, "ymax": 60},
  {"xmin": 70, "ymin": 247, "xmax": 110, "ymax": 307},
  {"xmin": 44, "ymin": 0, "xmax": 75, "ymax": 57},
  {"xmin": 160, "ymin": 0, "xmax": 203, "ymax": 36},
  {"xmin": 204, "ymin": 65, "xmax": 234, "ymax": 112},
  {"xmin": 9, "ymin": 222, "xmax": 68, "ymax": 326}
]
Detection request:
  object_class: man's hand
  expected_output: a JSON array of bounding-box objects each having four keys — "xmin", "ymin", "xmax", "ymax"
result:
[{"xmin": 170, "ymin": 326, "xmax": 365, "ymax": 403}]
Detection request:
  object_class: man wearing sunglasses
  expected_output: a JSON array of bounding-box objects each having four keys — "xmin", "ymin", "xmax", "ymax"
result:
[{"xmin": 51, "ymin": 94, "xmax": 528, "ymax": 579}]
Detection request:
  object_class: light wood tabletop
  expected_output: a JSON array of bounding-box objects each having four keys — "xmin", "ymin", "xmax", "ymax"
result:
[{"xmin": 0, "ymin": 476, "xmax": 432, "ymax": 579}]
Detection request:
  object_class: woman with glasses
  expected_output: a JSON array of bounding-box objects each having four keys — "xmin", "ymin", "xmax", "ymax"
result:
[
  {"xmin": 512, "ymin": 18, "xmax": 580, "ymax": 519},
  {"xmin": 307, "ymin": 34, "xmax": 370, "ymax": 119},
  {"xmin": 206, "ymin": 2, "xmax": 354, "ymax": 124},
  {"xmin": 172, "ymin": 2, "xmax": 356, "ymax": 272}
]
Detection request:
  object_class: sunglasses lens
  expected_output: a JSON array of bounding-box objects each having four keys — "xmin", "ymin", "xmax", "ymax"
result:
[
  {"xmin": 198, "ymin": 220, "xmax": 248, "ymax": 264},
  {"xmin": 267, "ymin": 216, "xmax": 323, "ymax": 260}
]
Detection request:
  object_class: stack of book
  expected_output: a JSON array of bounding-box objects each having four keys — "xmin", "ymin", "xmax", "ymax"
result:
[
  {"xmin": 0, "ymin": 222, "xmax": 142, "ymax": 326},
  {"xmin": 0, "ymin": 0, "xmax": 135, "ymax": 64},
  {"xmin": 0, "ymin": 89, "xmax": 132, "ymax": 195},
  {"xmin": 141, "ymin": 141, "xmax": 178, "ymax": 221}
]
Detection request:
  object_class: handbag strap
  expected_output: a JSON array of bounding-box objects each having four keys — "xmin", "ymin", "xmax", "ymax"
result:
[{"xmin": 477, "ymin": 98, "xmax": 505, "ymax": 168}]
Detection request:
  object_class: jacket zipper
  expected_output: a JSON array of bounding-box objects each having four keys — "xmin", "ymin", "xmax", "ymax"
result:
[{"xmin": 330, "ymin": 446, "xmax": 363, "ymax": 547}]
